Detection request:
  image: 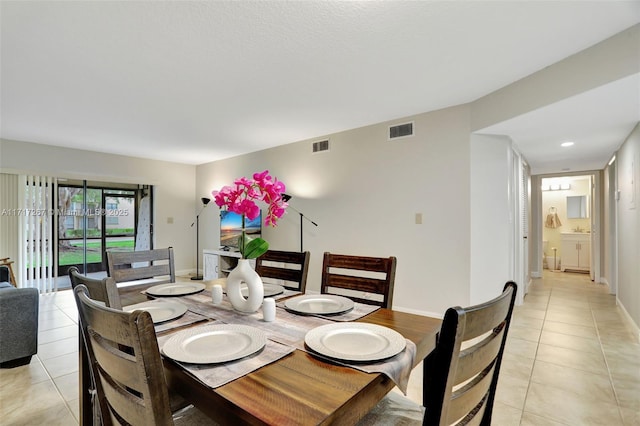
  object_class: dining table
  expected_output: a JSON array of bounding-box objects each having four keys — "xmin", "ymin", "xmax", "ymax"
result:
[{"xmin": 78, "ymin": 277, "xmax": 442, "ymax": 425}]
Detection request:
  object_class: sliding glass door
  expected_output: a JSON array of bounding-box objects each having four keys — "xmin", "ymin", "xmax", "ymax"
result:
[
  {"xmin": 57, "ymin": 181, "xmax": 146, "ymax": 277},
  {"xmin": 103, "ymin": 192, "xmax": 136, "ymax": 261}
]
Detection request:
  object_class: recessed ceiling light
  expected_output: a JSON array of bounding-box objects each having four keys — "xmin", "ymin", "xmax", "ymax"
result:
[{"xmin": 561, "ymin": 141, "xmax": 575, "ymax": 147}]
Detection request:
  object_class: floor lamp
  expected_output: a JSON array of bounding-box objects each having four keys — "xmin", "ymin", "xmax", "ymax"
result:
[
  {"xmin": 282, "ymin": 194, "xmax": 318, "ymax": 252},
  {"xmin": 191, "ymin": 197, "xmax": 211, "ymax": 280}
]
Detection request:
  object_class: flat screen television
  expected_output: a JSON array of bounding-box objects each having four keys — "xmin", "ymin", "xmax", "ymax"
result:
[{"xmin": 219, "ymin": 210, "xmax": 262, "ymax": 250}]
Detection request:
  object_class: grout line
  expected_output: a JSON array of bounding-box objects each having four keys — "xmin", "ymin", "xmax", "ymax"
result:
[
  {"xmin": 518, "ymin": 280, "xmax": 550, "ymax": 425},
  {"xmin": 35, "ymin": 345, "xmax": 78, "ymax": 423},
  {"xmin": 41, "ymin": 295, "xmax": 80, "ymax": 423},
  {"xmin": 518, "ymin": 273, "xmax": 624, "ymax": 426},
  {"xmin": 591, "ymin": 299, "xmax": 627, "ymax": 424}
]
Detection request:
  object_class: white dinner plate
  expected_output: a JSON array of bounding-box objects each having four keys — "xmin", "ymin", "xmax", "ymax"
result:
[
  {"xmin": 123, "ymin": 300, "xmax": 188, "ymax": 324},
  {"xmin": 146, "ymin": 282, "xmax": 205, "ymax": 297},
  {"xmin": 284, "ymin": 294, "xmax": 354, "ymax": 315},
  {"xmin": 305, "ymin": 323, "xmax": 406, "ymax": 362},
  {"xmin": 240, "ymin": 283, "xmax": 285, "ymax": 298},
  {"xmin": 162, "ymin": 324, "xmax": 266, "ymax": 364}
]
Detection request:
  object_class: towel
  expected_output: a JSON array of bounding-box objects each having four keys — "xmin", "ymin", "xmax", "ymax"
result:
[{"xmin": 545, "ymin": 213, "xmax": 562, "ymax": 228}]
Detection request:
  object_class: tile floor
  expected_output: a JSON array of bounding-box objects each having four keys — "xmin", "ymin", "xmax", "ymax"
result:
[{"xmin": 1, "ymin": 271, "xmax": 638, "ymax": 425}]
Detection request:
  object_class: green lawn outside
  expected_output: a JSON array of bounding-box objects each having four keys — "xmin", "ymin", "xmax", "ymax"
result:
[
  {"xmin": 64, "ymin": 228, "xmax": 134, "ymax": 238},
  {"xmin": 58, "ymin": 239, "xmax": 135, "ymax": 265}
]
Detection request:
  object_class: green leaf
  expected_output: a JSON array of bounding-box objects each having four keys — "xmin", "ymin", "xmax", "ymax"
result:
[
  {"xmin": 237, "ymin": 234, "xmax": 269, "ymax": 259},
  {"xmin": 243, "ymin": 237, "xmax": 269, "ymax": 259}
]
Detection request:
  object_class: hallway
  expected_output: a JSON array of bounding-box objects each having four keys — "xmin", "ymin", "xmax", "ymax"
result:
[
  {"xmin": 492, "ymin": 271, "xmax": 639, "ymax": 425},
  {"xmin": 400, "ymin": 271, "xmax": 640, "ymax": 425}
]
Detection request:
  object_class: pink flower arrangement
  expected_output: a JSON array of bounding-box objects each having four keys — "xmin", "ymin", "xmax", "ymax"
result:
[
  {"xmin": 211, "ymin": 170, "xmax": 288, "ymax": 258},
  {"xmin": 212, "ymin": 170, "xmax": 287, "ymax": 226}
]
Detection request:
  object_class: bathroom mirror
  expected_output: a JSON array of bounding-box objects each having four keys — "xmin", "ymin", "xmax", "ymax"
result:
[{"xmin": 567, "ymin": 195, "xmax": 589, "ymax": 218}]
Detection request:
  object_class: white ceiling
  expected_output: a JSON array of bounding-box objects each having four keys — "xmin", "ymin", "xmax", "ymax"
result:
[
  {"xmin": 477, "ymin": 73, "xmax": 640, "ymax": 175},
  {"xmin": 1, "ymin": 1, "xmax": 639, "ymax": 172}
]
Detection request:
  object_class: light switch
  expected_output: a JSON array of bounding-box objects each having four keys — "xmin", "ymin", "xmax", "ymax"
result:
[{"xmin": 415, "ymin": 213, "xmax": 423, "ymax": 224}]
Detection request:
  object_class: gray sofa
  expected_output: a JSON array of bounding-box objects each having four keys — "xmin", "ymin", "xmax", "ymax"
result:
[{"xmin": 0, "ymin": 265, "xmax": 39, "ymax": 368}]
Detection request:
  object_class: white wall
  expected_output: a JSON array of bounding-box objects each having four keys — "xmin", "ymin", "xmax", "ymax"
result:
[
  {"xmin": 530, "ymin": 175, "xmax": 543, "ymax": 278},
  {"xmin": 469, "ymin": 134, "xmax": 514, "ymax": 305},
  {"xmin": 0, "ymin": 139, "xmax": 197, "ymax": 274},
  {"xmin": 197, "ymin": 105, "xmax": 472, "ymax": 316},
  {"xmin": 603, "ymin": 159, "xmax": 617, "ymax": 292},
  {"xmin": 614, "ymin": 124, "xmax": 640, "ymax": 332},
  {"xmin": 471, "ymin": 24, "xmax": 640, "ymax": 132}
]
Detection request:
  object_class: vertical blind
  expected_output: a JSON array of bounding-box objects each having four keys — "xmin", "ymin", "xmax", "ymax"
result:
[
  {"xmin": 19, "ymin": 175, "xmax": 57, "ymax": 293},
  {"xmin": 0, "ymin": 174, "xmax": 20, "ymax": 275}
]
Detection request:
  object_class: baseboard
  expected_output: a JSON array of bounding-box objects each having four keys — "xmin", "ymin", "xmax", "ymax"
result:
[
  {"xmin": 176, "ymin": 268, "xmax": 193, "ymax": 277},
  {"xmin": 598, "ymin": 277, "xmax": 617, "ymax": 295},
  {"xmin": 616, "ymin": 296, "xmax": 640, "ymax": 341}
]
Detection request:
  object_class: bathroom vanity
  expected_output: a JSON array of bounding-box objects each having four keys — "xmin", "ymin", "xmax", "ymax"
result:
[{"xmin": 561, "ymin": 233, "xmax": 590, "ymax": 273}]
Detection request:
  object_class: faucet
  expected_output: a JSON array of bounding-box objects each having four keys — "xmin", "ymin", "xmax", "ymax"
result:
[{"xmin": 573, "ymin": 226, "xmax": 583, "ymax": 232}]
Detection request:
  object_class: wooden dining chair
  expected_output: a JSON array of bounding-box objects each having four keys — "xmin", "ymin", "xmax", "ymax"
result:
[
  {"xmin": 69, "ymin": 266, "xmax": 122, "ymax": 309},
  {"xmin": 69, "ymin": 266, "xmax": 123, "ymax": 424},
  {"xmin": 73, "ymin": 284, "xmax": 217, "ymax": 426},
  {"xmin": 358, "ymin": 281, "xmax": 518, "ymax": 426},
  {"xmin": 321, "ymin": 252, "xmax": 397, "ymax": 308},
  {"xmin": 254, "ymin": 250, "xmax": 310, "ymax": 292},
  {"xmin": 107, "ymin": 247, "xmax": 176, "ymax": 285},
  {"xmin": 69, "ymin": 268, "xmax": 200, "ymax": 424}
]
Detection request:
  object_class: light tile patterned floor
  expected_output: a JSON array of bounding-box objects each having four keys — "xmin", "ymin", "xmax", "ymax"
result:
[
  {"xmin": 1, "ymin": 271, "xmax": 638, "ymax": 425},
  {"xmin": 401, "ymin": 271, "xmax": 639, "ymax": 425}
]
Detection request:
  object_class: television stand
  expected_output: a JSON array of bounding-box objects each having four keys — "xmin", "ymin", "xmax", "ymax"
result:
[{"xmin": 203, "ymin": 249, "xmax": 255, "ymax": 280}]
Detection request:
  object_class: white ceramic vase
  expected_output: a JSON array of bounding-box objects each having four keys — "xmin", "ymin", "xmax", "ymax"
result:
[{"xmin": 226, "ymin": 259, "xmax": 264, "ymax": 312}]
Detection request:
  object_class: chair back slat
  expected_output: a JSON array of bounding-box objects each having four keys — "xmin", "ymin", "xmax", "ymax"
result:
[
  {"xmin": 461, "ymin": 297, "xmax": 512, "ymax": 341},
  {"xmin": 446, "ymin": 362, "xmax": 495, "ymax": 424},
  {"xmin": 321, "ymin": 252, "xmax": 397, "ymax": 308},
  {"xmin": 107, "ymin": 248, "xmax": 175, "ymax": 285},
  {"xmin": 324, "ymin": 274, "xmax": 390, "ymax": 294},
  {"xmin": 99, "ymin": 369, "xmax": 148, "ymax": 424},
  {"xmin": 73, "ymin": 285, "xmax": 174, "ymax": 426},
  {"xmin": 454, "ymin": 325, "xmax": 505, "ymax": 384},
  {"xmin": 424, "ymin": 281, "xmax": 517, "ymax": 426},
  {"xmin": 323, "ymin": 254, "xmax": 394, "ymax": 273},
  {"xmin": 89, "ymin": 333, "xmax": 142, "ymax": 391},
  {"xmin": 256, "ymin": 265, "xmax": 302, "ymax": 284},
  {"xmin": 457, "ymin": 399, "xmax": 487, "ymax": 426},
  {"xmin": 255, "ymin": 250, "xmax": 310, "ymax": 292}
]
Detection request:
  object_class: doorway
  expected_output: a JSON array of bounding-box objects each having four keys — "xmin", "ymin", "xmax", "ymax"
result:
[
  {"xmin": 539, "ymin": 173, "xmax": 599, "ymax": 282},
  {"xmin": 57, "ymin": 180, "xmax": 150, "ymax": 279}
]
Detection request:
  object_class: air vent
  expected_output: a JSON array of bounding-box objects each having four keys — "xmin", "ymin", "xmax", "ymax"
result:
[
  {"xmin": 388, "ymin": 122, "xmax": 414, "ymax": 140},
  {"xmin": 312, "ymin": 139, "xmax": 330, "ymax": 153}
]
